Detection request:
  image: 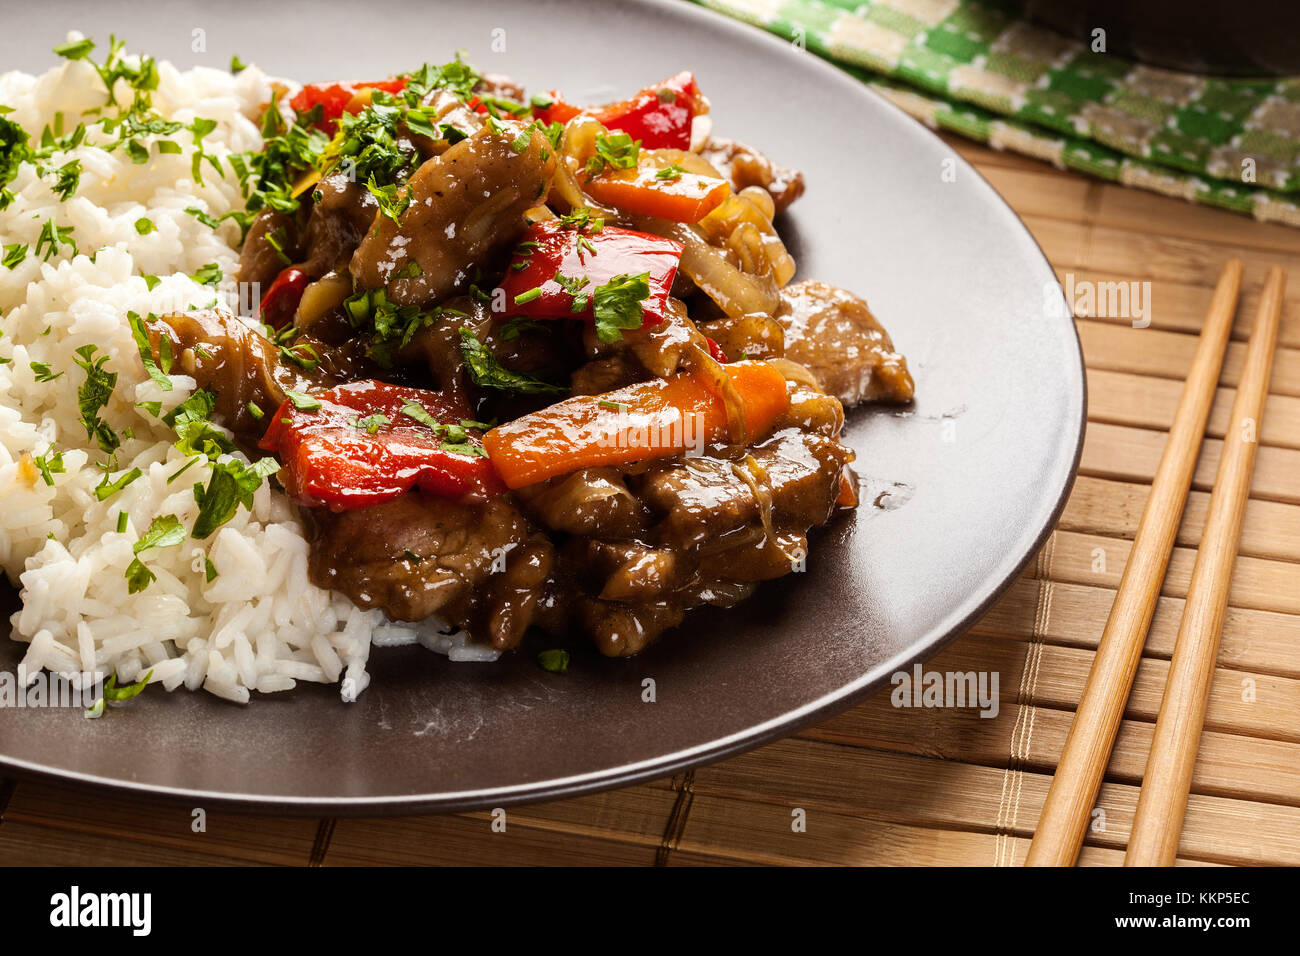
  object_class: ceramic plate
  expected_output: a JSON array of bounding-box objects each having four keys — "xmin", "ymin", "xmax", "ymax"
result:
[{"xmin": 0, "ymin": 0, "xmax": 1084, "ymax": 812}]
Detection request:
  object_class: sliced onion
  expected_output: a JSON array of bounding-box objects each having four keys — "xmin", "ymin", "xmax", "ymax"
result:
[
  {"xmin": 640, "ymin": 218, "xmax": 780, "ymax": 319},
  {"xmin": 698, "ymin": 192, "xmax": 795, "ymax": 286},
  {"xmin": 295, "ymin": 271, "xmax": 352, "ymax": 332},
  {"xmin": 554, "ymin": 115, "xmax": 619, "ymax": 216},
  {"xmin": 764, "ymin": 357, "xmax": 822, "ymax": 391}
]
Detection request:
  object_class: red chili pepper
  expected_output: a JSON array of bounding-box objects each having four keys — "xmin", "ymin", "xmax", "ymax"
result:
[
  {"xmin": 704, "ymin": 336, "xmax": 728, "ymax": 364},
  {"xmin": 289, "ymin": 77, "xmax": 409, "ymax": 133},
  {"xmin": 532, "ymin": 72, "xmax": 700, "ymax": 150},
  {"xmin": 259, "ymin": 380, "xmax": 503, "ymax": 510},
  {"xmin": 496, "ymin": 220, "xmax": 682, "ymax": 328},
  {"xmin": 258, "ymin": 266, "xmax": 309, "ymax": 330}
]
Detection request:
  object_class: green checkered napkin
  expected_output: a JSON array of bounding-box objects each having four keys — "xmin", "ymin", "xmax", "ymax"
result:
[{"xmin": 694, "ymin": 0, "xmax": 1300, "ymax": 227}]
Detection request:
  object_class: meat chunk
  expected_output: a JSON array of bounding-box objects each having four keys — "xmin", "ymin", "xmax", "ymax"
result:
[
  {"xmin": 308, "ymin": 492, "xmax": 546, "ymax": 650},
  {"xmin": 532, "ymin": 427, "xmax": 853, "ymax": 656},
  {"xmin": 637, "ymin": 430, "xmax": 852, "ymax": 547},
  {"xmin": 699, "ymin": 137, "xmax": 805, "ymax": 215},
  {"xmin": 568, "ymin": 295, "xmax": 708, "ymax": 395},
  {"xmin": 147, "ymin": 311, "xmax": 358, "ymax": 440},
  {"xmin": 576, "ymin": 596, "xmax": 685, "ymax": 658},
  {"xmin": 475, "ymin": 73, "xmax": 526, "ymax": 103},
  {"xmin": 297, "ymin": 173, "xmax": 379, "ymax": 278},
  {"xmin": 349, "ymin": 120, "xmax": 557, "ymax": 308},
  {"xmin": 237, "ymin": 209, "xmax": 302, "ymax": 292},
  {"xmin": 696, "ymin": 311, "xmax": 785, "ymax": 361},
  {"xmin": 776, "ymin": 280, "xmax": 914, "ymax": 406},
  {"xmin": 515, "ymin": 467, "xmax": 648, "ymax": 538}
]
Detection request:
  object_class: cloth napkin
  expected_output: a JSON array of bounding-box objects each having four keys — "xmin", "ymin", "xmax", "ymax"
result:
[{"xmin": 694, "ymin": 0, "xmax": 1300, "ymax": 227}]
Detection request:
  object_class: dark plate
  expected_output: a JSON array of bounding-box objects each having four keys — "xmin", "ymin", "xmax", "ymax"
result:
[{"xmin": 0, "ymin": 0, "xmax": 1084, "ymax": 812}]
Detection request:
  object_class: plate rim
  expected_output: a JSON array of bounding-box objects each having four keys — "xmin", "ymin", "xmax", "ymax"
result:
[{"xmin": 0, "ymin": 0, "xmax": 1086, "ymax": 814}]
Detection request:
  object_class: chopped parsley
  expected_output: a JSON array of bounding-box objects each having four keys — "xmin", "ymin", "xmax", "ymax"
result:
[
  {"xmin": 553, "ymin": 273, "xmax": 590, "ymax": 295},
  {"xmin": 85, "ymin": 668, "xmax": 154, "ymax": 717},
  {"xmin": 558, "ymin": 207, "xmax": 604, "ymax": 232},
  {"xmin": 585, "ymin": 131, "xmax": 640, "ymax": 177},
  {"xmin": 591, "ymin": 272, "xmax": 651, "ymax": 343},
  {"xmin": 33, "ymin": 450, "xmax": 65, "ymax": 486},
  {"xmin": 51, "ymin": 158, "xmax": 81, "ymax": 199},
  {"xmin": 164, "ymin": 390, "xmax": 234, "ymax": 460},
  {"xmin": 29, "ymin": 361, "xmax": 62, "ymax": 382},
  {"xmin": 354, "ymin": 412, "xmax": 391, "ymax": 434},
  {"xmin": 0, "ymin": 113, "xmax": 33, "ymax": 210},
  {"xmin": 126, "ymin": 311, "xmax": 171, "ymax": 391},
  {"xmin": 2, "ymin": 242, "xmax": 27, "ymax": 268},
  {"xmin": 124, "ymin": 513, "xmax": 185, "ymax": 593},
  {"xmin": 190, "ymin": 262, "xmax": 222, "ymax": 286},
  {"xmin": 191, "ymin": 457, "xmax": 280, "ymax": 539},
  {"xmin": 34, "ymin": 218, "xmax": 76, "ymax": 261},
  {"xmin": 458, "ymin": 328, "xmax": 566, "ymax": 395},
  {"xmin": 73, "ymin": 344, "xmax": 119, "ymax": 452},
  {"xmin": 285, "ymin": 389, "xmax": 320, "ymax": 411},
  {"xmin": 397, "ymin": 402, "xmax": 485, "ymax": 456},
  {"xmin": 134, "ymin": 217, "xmax": 155, "ymax": 234},
  {"xmin": 399, "ymin": 400, "xmax": 438, "ymax": 429},
  {"xmin": 538, "ymin": 648, "xmax": 570, "ymax": 674},
  {"xmin": 342, "ymin": 286, "xmax": 463, "ymax": 357},
  {"xmin": 94, "ymin": 466, "xmax": 142, "ymax": 501},
  {"xmin": 364, "ymin": 175, "xmax": 410, "ymax": 225},
  {"xmin": 655, "ymin": 164, "xmax": 685, "ymax": 181}
]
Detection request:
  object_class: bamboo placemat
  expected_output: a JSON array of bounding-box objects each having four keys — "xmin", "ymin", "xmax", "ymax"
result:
[{"xmin": 2, "ymin": 134, "xmax": 1298, "ymax": 867}]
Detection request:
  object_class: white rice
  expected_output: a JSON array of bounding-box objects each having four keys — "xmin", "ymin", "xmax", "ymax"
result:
[{"xmin": 0, "ymin": 36, "xmax": 495, "ymax": 704}]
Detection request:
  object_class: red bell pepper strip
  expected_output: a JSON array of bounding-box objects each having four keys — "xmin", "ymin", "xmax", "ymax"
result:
[
  {"xmin": 532, "ymin": 72, "xmax": 700, "ymax": 150},
  {"xmin": 289, "ymin": 77, "xmax": 409, "ymax": 133},
  {"xmin": 259, "ymin": 380, "xmax": 503, "ymax": 510},
  {"xmin": 259, "ymin": 266, "xmax": 309, "ymax": 330},
  {"xmin": 704, "ymin": 336, "xmax": 728, "ymax": 364},
  {"xmin": 529, "ymin": 92, "xmax": 582, "ymax": 126},
  {"xmin": 496, "ymin": 220, "xmax": 682, "ymax": 329},
  {"xmin": 481, "ymin": 360, "xmax": 789, "ymax": 489}
]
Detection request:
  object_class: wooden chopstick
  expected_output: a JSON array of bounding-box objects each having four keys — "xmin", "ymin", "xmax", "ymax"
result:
[
  {"xmin": 1025, "ymin": 258, "xmax": 1245, "ymax": 867},
  {"xmin": 1124, "ymin": 266, "xmax": 1287, "ymax": 866}
]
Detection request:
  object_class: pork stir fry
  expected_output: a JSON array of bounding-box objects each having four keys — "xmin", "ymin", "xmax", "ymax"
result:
[{"xmin": 146, "ymin": 62, "xmax": 914, "ymax": 660}]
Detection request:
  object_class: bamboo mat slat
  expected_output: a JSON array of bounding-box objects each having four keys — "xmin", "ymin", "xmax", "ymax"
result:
[
  {"xmin": 1080, "ymin": 422, "xmax": 1300, "ymax": 505},
  {"xmin": 970, "ymin": 579, "xmax": 1300, "ymax": 678},
  {"xmin": 3, "ymin": 132, "xmax": 1299, "ymax": 867},
  {"xmin": 1060, "ymin": 475, "xmax": 1300, "ymax": 563},
  {"xmin": 1040, "ymin": 529, "xmax": 1299, "ymax": 616},
  {"xmin": 1085, "ymin": 367, "xmax": 1300, "ymax": 450},
  {"xmin": 805, "ymin": 696, "xmax": 1300, "ymax": 807},
  {"xmin": 1076, "ymin": 320, "xmax": 1300, "ymax": 398}
]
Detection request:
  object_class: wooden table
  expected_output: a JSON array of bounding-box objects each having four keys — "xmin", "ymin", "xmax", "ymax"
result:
[{"xmin": 3, "ymin": 133, "xmax": 1298, "ymax": 867}]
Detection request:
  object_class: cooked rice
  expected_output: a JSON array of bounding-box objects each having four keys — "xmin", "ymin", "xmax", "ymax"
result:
[{"xmin": 0, "ymin": 37, "xmax": 493, "ymax": 704}]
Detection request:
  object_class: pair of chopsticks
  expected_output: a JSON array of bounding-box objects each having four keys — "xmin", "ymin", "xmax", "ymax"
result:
[{"xmin": 1025, "ymin": 260, "xmax": 1287, "ymax": 867}]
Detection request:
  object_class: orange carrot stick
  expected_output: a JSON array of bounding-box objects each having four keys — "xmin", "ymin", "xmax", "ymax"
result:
[
  {"xmin": 583, "ymin": 167, "xmax": 731, "ymax": 223},
  {"xmin": 483, "ymin": 361, "xmax": 789, "ymax": 489}
]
